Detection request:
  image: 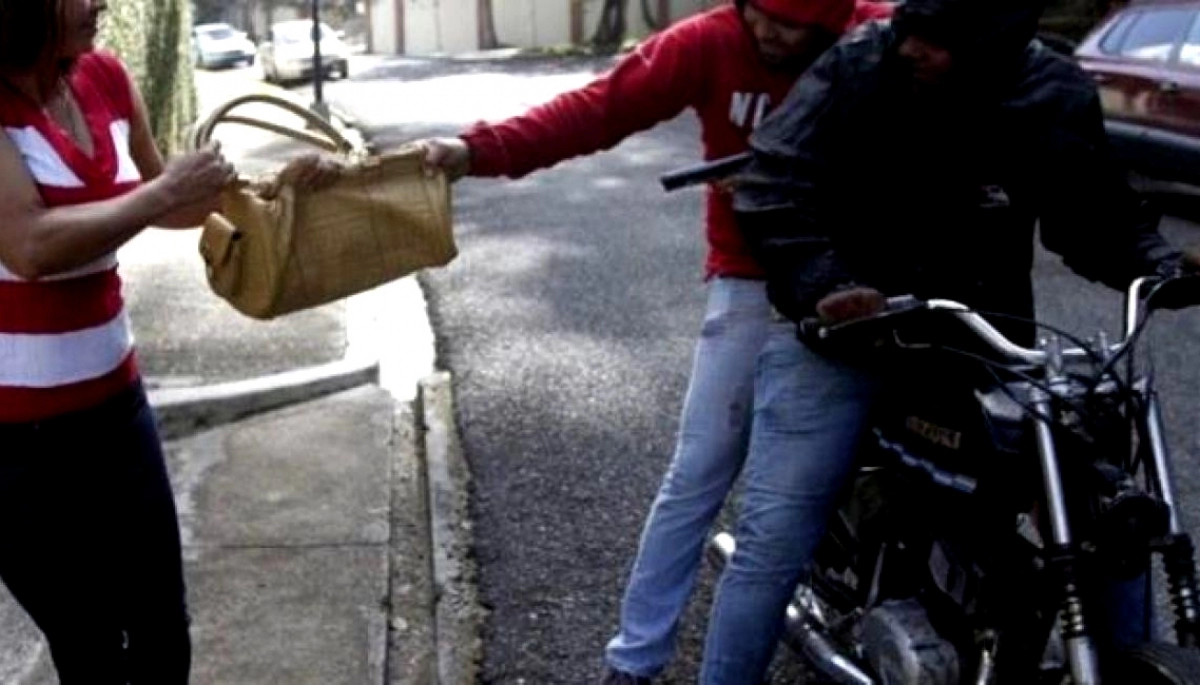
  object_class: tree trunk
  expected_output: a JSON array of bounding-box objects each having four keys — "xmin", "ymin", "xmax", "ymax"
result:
[
  {"xmin": 640, "ymin": 0, "xmax": 666, "ymax": 31},
  {"xmin": 478, "ymin": 0, "xmax": 499, "ymax": 50},
  {"xmin": 99, "ymin": 0, "xmax": 195, "ymax": 153},
  {"xmin": 144, "ymin": 0, "xmax": 191, "ymax": 152},
  {"xmin": 591, "ymin": 0, "xmax": 627, "ymax": 51}
]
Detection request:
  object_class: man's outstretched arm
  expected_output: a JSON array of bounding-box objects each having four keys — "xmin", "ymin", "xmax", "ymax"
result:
[{"xmin": 425, "ymin": 21, "xmax": 709, "ymax": 181}]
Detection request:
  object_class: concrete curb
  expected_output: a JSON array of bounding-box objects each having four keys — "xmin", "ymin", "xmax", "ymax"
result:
[
  {"xmin": 386, "ymin": 401, "xmax": 438, "ymax": 685},
  {"xmin": 417, "ymin": 372, "xmax": 484, "ymax": 684},
  {"xmin": 150, "ymin": 358, "xmax": 379, "ymax": 441}
]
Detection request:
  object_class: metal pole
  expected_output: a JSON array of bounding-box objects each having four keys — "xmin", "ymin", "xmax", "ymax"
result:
[{"xmin": 311, "ymin": 0, "xmax": 329, "ymax": 119}]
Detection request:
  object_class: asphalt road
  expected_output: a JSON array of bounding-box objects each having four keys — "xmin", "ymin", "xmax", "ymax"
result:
[
  {"xmin": 426, "ymin": 121, "xmax": 731, "ymax": 685},
  {"xmin": 326, "ymin": 55, "xmax": 1200, "ymax": 683}
]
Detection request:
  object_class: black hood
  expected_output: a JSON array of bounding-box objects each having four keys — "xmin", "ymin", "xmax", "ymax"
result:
[{"xmin": 892, "ymin": 0, "xmax": 1045, "ymax": 68}]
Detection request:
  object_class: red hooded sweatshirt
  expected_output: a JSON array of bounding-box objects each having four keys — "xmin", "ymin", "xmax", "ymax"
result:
[{"xmin": 461, "ymin": 2, "xmax": 894, "ymax": 280}]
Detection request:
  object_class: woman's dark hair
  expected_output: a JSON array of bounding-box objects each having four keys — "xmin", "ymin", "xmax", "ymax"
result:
[{"xmin": 0, "ymin": 0, "xmax": 61, "ymax": 74}]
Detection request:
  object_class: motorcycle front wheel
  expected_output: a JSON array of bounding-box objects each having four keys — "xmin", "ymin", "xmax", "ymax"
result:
[{"xmin": 1107, "ymin": 642, "xmax": 1200, "ymax": 683}]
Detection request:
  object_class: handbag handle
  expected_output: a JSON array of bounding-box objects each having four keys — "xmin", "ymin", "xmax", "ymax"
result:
[{"xmin": 191, "ymin": 93, "xmax": 358, "ymax": 156}]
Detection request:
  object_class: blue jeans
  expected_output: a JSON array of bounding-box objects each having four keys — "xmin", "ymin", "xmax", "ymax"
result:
[
  {"xmin": 605, "ymin": 278, "xmax": 772, "ymax": 678},
  {"xmin": 700, "ymin": 323, "xmax": 878, "ymax": 685}
]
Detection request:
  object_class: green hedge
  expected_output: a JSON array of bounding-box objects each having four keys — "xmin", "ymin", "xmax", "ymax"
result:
[{"xmin": 99, "ymin": 0, "xmax": 197, "ymax": 155}]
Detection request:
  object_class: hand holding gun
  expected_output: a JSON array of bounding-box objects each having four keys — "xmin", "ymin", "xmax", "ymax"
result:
[{"xmin": 659, "ymin": 152, "xmax": 753, "ymax": 192}]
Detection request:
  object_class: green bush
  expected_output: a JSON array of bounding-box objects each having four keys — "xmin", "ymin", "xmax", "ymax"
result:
[{"xmin": 99, "ymin": 0, "xmax": 197, "ymax": 155}]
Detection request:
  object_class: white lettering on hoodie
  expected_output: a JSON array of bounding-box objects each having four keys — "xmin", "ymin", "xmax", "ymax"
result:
[{"xmin": 730, "ymin": 92, "xmax": 771, "ymax": 129}]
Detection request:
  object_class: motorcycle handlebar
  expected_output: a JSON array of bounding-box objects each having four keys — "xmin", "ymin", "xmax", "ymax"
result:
[
  {"xmin": 799, "ymin": 276, "xmax": 1197, "ymax": 367},
  {"xmin": 801, "ymin": 301, "xmax": 1071, "ymax": 366}
]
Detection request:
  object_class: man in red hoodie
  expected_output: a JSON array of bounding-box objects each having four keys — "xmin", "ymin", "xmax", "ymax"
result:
[{"xmin": 419, "ymin": 2, "xmax": 892, "ymax": 682}]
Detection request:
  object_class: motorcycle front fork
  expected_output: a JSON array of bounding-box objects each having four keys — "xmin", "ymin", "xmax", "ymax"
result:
[
  {"xmin": 1031, "ymin": 383, "xmax": 1102, "ymax": 685},
  {"xmin": 1031, "ymin": 380, "xmax": 1200, "ymax": 685},
  {"xmin": 1141, "ymin": 387, "xmax": 1200, "ymax": 647}
]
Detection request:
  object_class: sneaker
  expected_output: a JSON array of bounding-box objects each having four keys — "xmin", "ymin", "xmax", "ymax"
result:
[{"xmin": 599, "ymin": 667, "xmax": 652, "ymax": 685}]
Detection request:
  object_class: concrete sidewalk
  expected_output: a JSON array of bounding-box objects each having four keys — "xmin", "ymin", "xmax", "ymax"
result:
[{"xmin": 2, "ymin": 376, "xmax": 479, "ymax": 685}]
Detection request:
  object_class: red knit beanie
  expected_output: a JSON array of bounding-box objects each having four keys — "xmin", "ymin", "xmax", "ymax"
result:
[{"xmin": 749, "ymin": 0, "xmax": 856, "ymax": 33}]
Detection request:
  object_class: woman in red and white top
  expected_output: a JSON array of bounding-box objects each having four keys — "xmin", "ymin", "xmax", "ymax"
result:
[{"xmin": 0, "ymin": 0, "xmax": 236, "ymax": 681}]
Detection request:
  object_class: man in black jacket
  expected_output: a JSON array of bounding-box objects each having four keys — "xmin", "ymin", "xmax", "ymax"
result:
[
  {"xmin": 737, "ymin": 0, "xmax": 1183, "ymax": 334},
  {"xmin": 700, "ymin": 0, "xmax": 1197, "ymax": 681}
]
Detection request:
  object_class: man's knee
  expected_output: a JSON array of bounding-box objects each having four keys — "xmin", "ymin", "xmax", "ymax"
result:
[{"xmin": 727, "ymin": 519, "xmax": 821, "ymax": 579}]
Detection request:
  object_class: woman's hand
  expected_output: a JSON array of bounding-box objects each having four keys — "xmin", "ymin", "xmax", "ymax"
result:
[{"xmin": 155, "ymin": 141, "xmax": 238, "ymax": 210}]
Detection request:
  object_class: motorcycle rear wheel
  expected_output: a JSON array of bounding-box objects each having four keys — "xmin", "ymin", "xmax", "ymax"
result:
[{"xmin": 1107, "ymin": 643, "xmax": 1200, "ymax": 684}]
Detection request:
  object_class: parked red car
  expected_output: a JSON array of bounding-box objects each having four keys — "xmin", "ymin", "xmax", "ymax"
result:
[{"xmin": 1075, "ymin": 0, "xmax": 1200, "ymax": 186}]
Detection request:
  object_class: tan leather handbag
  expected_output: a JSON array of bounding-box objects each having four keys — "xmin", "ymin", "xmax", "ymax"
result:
[{"xmin": 193, "ymin": 93, "xmax": 456, "ymax": 320}]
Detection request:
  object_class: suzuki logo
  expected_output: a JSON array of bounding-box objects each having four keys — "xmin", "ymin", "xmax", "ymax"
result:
[{"xmin": 906, "ymin": 416, "xmax": 963, "ymax": 450}]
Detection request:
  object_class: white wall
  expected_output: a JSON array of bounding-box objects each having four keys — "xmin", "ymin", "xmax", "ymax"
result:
[
  {"xmin": 403, "ymin": 0, "xmax": 444, "ymax": 54},
  {"xmin": 493, "ymin": 0, "xmax": 572, "ymax": 49},
  {"xmin": 404, "ymin": 0, "xmax": 479, "ymax": 55},
  {"xmin": 249, "ymin": 3, "xmax": 303, "ymax": 43},
  {"xmin": 439, "ymin": 0, "xmax": 478, "ymax": 52},
  {"xmin": 374, "ymin": 0, "xmax": 715, "ymax": 56},
  {"xmin": 369, "ymin": 0, "xmax": 399, "ymax": 54}
]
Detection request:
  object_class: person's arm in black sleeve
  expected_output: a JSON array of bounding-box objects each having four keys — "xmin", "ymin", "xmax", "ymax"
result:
[
  {"xmin": 733, "ymin": 44, "xmax": 862, "ymax": 323},
  {"xmin": 1038, "ymin": 76, "xmax": 1182, "ymax": 287}
]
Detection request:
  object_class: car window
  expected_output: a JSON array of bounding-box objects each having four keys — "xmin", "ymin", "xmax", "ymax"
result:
[
  {"xmin": 1100, "ymin": 13, "xmax": 1138, "ymax": 55},
  {"xmin": 1180, "ymin": 11, "xmax": 1200, "ymax": 68},
  {"xmin": 1114, "ymin": 9, "xmax": 1192, "ymax": 62}
]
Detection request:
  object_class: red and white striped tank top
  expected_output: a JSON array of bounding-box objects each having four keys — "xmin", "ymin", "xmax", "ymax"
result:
[{"xmin": 0, "ymin": 51, "xmax": 142, "ymax": 423}]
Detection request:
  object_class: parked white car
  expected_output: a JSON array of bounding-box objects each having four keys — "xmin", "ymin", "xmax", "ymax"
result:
[
  {"xmin": 192, "ymin": 23, "xmax": 256, "ymax": 69},
  {"xmin": 258, "ymin": 20, "xmax": 350, "ymax": 84}
]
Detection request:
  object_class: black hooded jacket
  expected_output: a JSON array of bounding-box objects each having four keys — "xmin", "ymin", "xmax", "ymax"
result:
[{"xmin": 734, "ymin": 0, "xmax": 1181, "ymax": 345}]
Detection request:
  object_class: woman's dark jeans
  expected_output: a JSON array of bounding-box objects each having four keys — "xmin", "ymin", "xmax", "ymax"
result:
[{"xmin": 0, "ymin": 383, "xmax": 190, "ymax": 684}]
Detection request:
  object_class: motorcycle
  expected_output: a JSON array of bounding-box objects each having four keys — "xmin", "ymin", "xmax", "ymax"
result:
[
  {"xmin": 707, "ymin": 279, "xmax": 1200, "ymax": 684},
  {"xmin": 661, "ymin": 155, "xmax": 1200, "ymax": 683}
]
